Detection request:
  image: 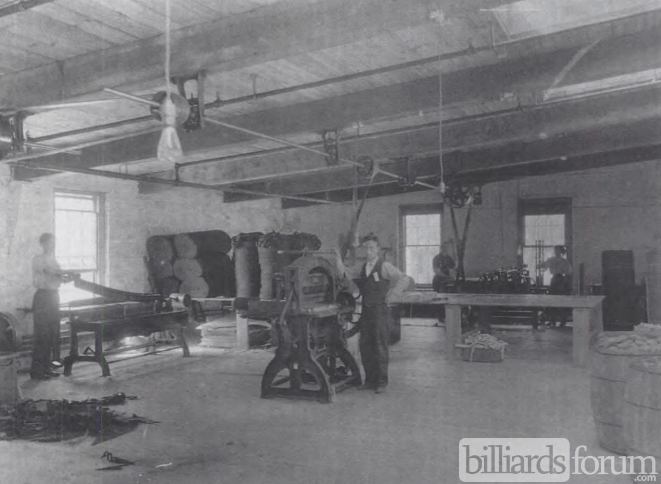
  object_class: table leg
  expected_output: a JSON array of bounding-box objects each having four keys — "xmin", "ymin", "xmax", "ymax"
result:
[
  {"xmin": 236, "ymin": 312, "xmax": 249, "ymax": 350},
  {"xmin": 178, "ymin": 327, "xmax": 191, "ymax": 357},
  {"xmin": 63, "ymin": 323, "xmax": 78, "ymax": 376},
  {"xmin": 572, "ymin": 308, "xmax": 592, "ymax": 367},
  {"xmin": 95, "ymin": 330, "xmax": 111, "ymax": 377},
  {"xmin": 445, "ymin": 304, "xmax": 462, "ymax": 360}
]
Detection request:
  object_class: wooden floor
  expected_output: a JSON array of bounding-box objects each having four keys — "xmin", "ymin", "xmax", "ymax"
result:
[{"xmin": 2, "ymin": 320, "xmax": 632, "ymax": 484}]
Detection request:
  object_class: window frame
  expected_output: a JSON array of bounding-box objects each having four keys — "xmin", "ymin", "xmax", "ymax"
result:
[
  {"xmin": 399, "ymin": 203, "xmax": 443, "ymax": 288},
  {"xmin": 53, "ymin": 189, "xmax": 107, "ymax": 287},
  {"xmin": 518, "ymin": 198, "xmax": 572, "ymax": 284}
]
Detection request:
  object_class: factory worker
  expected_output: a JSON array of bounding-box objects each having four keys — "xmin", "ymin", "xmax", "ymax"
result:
[
  {"xmin": 539, "ymin": 245, "xmax": 572, "ymax": 328},
  {"xmin": 336, "ymin": 234, "xmax": 410, "ymax": 394},
  {"xmin": 432, "ymin": 240, "xmax": 456, "ymax": 293},
  {"xmin": 30, "ymin": 233, "xmax": 69, "ymax": 380}
]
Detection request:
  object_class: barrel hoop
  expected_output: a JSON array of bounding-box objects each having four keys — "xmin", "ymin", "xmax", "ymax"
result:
[
  {"xmin": 626, "ymin": 447, "xmax": 661, "ymax": 459},
  {"xmin": 593, "ymin": 420, "xmax": 622, "ymax": 428},
  {"xmin": 623, "ymin": 400, "xmax": 661, "ymax": 411},
  {"xmin": 592, "ymin": 348, "xmax": 661, "ymax": 357},
  {"xmin": 630, "ymin": 364, "xmax": 661, "ymax": 375},
  {"xmin": 591, "ymin": 375, "xmax": 628, "ymax": 383}
]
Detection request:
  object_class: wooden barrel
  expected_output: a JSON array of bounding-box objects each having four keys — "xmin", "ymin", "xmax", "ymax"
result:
[
  {"xmin": 180, "ymin": 277, "xmax": 209, "ymax": 298},
  {"xmin": 591, "ymin": 335, "xmax": 661, "ymax": 454},
  {"xmin": 173, "ymin": 258, "xmax": 203, "ymax": 281},
  {"xmin": 161, "ymin": 276, "xmax": 181, "ymax": 297},
  {"xmin": 624, "ymin": 358, "xmax": 661, "ymax": 474}
]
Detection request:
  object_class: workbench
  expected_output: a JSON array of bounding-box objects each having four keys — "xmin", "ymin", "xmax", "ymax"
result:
[
  {"xmin": 63, "ymin": 310, "xmax": 190, "ymax": 377},
  {"xmin": 392, "ymin": 293, "xmax": 604, "ymax": 367}
]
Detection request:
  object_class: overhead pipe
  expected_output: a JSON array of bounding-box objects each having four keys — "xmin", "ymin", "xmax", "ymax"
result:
[
  {"xmin": 9, "ymin": 161, "xmax": 339, "ymax": 204},
  {"xmin": 204, "ymin": 116, "xmax": 439, "ymax": 191}
]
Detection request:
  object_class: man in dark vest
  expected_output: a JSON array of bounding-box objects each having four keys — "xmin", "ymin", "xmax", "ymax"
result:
[{"xmin": 337, "ymin": 234, "xmax": 410, "ymax": 394}]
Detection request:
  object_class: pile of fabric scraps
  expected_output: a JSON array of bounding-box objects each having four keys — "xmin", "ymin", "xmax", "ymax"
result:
[{"xmin": 0, "ymin": 392, "xmax": 158, "ymax": 444}]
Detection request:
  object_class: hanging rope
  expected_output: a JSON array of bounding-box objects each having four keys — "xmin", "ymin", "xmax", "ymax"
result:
[
  {"xmin": 437, "ymin": 1, "xmax": 445, "ymax": 194},
  {"xmin": 157, "ymin": 0, "xmax": 183, "ymax": 164}
]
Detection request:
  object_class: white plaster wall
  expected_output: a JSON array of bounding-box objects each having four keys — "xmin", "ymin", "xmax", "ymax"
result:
[
  {"xmin": 285, "ymin": 160, "xmax": 661, "ymax": 290},
  {"xmin": 1, "ymin": 160, "xmax": 659, "ymax": 336},
  {"xmin": 0, "ymin": 166, "xmax": 284, "ymax": 336}
]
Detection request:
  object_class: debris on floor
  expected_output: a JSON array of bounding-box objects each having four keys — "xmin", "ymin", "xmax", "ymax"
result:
[
  {"xmin": 96, "ymin": 451, "xmax": 135, "ymax": 471},
  {"xmin": 0, "ymin": 392, "xmax": 158, "ymax": 444}
]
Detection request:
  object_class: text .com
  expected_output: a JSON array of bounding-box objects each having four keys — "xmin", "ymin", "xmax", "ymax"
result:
[{"xmin": 459, "ymin": 438, "xmax": 657, "ymax": 482}]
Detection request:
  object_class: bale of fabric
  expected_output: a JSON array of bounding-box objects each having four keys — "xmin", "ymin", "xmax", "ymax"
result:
[{"xmin": 234, "ymin": 232, "xmax": 263, "ymax": 298}]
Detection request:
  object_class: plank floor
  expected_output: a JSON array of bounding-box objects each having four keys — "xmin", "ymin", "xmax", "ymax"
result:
[{"xmin": 2, "ymin": 320, "xmax": 634, "ymax": 484}]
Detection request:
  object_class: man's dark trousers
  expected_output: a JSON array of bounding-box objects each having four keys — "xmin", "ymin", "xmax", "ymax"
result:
[
  {"xmin": 30, "ymin": 289, "xmax": 60, "ymax": 378},
  {"xmin": 359, "ymin": 304, "xmax": 391, "ymax": 388}
]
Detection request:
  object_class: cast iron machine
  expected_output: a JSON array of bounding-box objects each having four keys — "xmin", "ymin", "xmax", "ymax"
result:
[{"xmin": 256, "ymin": 252, "xmax": 362, "ymax": 403}]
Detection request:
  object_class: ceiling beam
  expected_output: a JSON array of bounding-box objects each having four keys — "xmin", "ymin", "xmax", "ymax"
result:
[
  {"xmin": 189, "ymin": 85, "xmax": 661, "ymax": 185},
  {"xmin": 223, "ymin": 113, "xmax": 661, "ymax": 202},
  {"xmin": 3, "ymin": 1, "xmax": 661, "ymax": 116},
  {"xmin": 0, "ymin": 0, "xmax": 457, "ymax": 111}
]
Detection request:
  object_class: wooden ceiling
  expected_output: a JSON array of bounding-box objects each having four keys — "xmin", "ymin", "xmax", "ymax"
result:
[{"xmin": 2, "ymin": 0, "xmax": 661, "ymax": 206}]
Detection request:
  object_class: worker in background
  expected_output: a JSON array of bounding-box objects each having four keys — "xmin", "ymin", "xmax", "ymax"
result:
[
  {"xmin": 539, "ymin": 245, "xmax": 572, "ymax": 328},
  {"xmin": 336, "ymin": 234, "xmax": 410, "ymax": 394},
  {"xmin": 30, "ymin": 233, "xmax": 69, "ymax": 380},
  {"xmin": 432, "ymin": 241, "xmax": 456, "ymax": 325},
  {"xmin": 432, "ymin": 240, "xmax": 456, "ymax": 293}
]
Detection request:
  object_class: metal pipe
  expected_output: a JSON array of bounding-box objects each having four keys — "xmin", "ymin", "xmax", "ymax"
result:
[
  {"xmin": 7, "ymin": 126, "xmax": 163, "ymax": 163},
  {"xmin": 9, "ymin": 160, "xmax": 339, "ymax": 204},
  {"xmin": 103, "ymin": 88, "xmax": 160, "ymax": 107},
  {"xmin": 204, "ymin": 116, "xmax": 439, "ymax": 191}
]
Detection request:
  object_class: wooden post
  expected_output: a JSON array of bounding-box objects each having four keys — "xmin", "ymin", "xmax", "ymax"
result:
[
  {"xmin": 236, "ymin": 312, "xmax": 249, "ymax": 350},
  {"xmin": 445, "ymin": 304, "xmax": 462, "ymax": 360}
]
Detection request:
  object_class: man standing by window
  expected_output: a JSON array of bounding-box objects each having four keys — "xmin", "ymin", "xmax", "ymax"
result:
[
  {"xmin": 539, "ymin": 245, "xmax": 573, "ymax": 328},
  {"xmin": 31, "ymin": 233, "xmax": 68, "ymax": 380},
  {"xmin": 432, "ymin": 241, "xmax": 456, "ymax": 293}
]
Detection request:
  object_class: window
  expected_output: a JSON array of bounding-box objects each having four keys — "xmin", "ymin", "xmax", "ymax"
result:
[
  {"xmin": 519, "ymin": 199, "xmax": 571, "ymax": 286},
  {"xmin": 400, "ymin": 205, "xmax": 442, "ymax": 285},
  {"xmin": 54, "ymin": 191, "xmax": 105, "ymax": 303},
  {"xmin": 493, "ymin": 0, "xmax": 661, "ymax": 40}
]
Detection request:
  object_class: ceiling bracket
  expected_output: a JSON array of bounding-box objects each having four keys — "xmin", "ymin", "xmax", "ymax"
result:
[
  {"xmin": 321, "ymin": 128, "xmax": 339, "ymax": 166},
  {"xmin": 171, "ymin": 71, "xmax": 206, "ymax": 132},
  {"xmin": 355, "ymin": 155, "xmax": 374, "ymax": 178},
  {"xmin": 397, "ymin": 156, "xmax": 417, "ymax": 188}
]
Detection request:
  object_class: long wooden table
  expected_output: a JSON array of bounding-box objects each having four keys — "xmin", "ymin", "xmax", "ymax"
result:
[{"xmin": 393, "ymin": 293, "xmax": 604, "ymax": 367}]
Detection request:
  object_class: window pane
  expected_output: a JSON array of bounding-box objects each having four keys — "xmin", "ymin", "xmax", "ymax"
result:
[
  {"xmin": 524, "ymin": 214, "xmax": 565, "ymax": 246},
  {"xmin": 54, "ymin": 194, "xmax": 96, "ymax": 212},
  {"xmin": 406, "ymin": 246, "xmax": 438, "ymax": 285},
  {"xmin": 405, "ymin": 214, "xmax": 440, "ymax": 246},
  {"xmin": 54, "ymin": 192, "xmax": 101, "ymax": 300},
  {"xmin": 59, "ymin": 271, "xmax": 97, "ymax": 305},
  {"xmin": 403, "ymin": 212, "xmax": 441, "ymax": 283}
]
